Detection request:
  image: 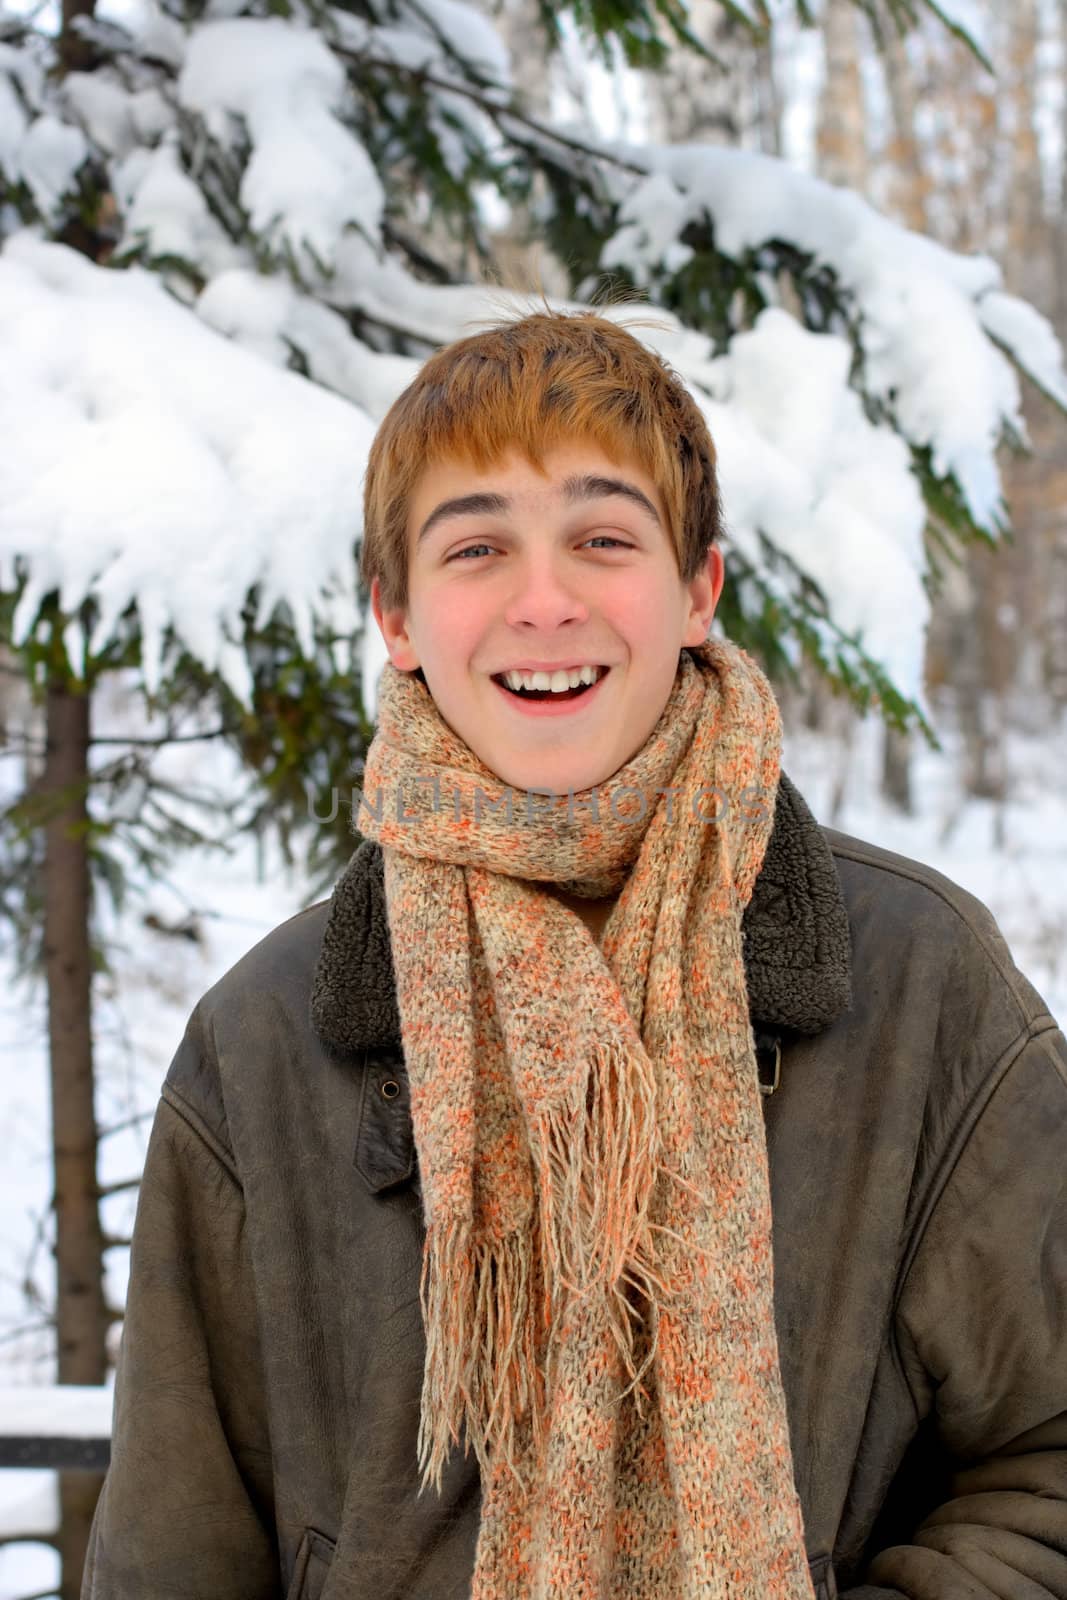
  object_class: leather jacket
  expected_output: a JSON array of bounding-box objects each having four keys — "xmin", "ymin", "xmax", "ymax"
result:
[{"xmin": 83, "ymin": 776, "xmax": 1067, "ymax": 1599}]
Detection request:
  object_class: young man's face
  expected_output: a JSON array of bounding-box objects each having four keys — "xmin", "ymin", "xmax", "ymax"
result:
[{"xmin": 371, "ymin": 440, "xmax": 724, "ymax": 796}]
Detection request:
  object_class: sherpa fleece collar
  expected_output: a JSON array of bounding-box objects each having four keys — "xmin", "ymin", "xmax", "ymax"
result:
[{"xmin": 309, "ymin": 770, "xmax": 852, "ymax": 1057}]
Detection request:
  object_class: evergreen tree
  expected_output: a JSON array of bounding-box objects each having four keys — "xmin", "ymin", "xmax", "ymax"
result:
[
  {"xmin": 1, "ymin": 0, "xmax": 1065, "ymax": 1586},
  {"xmin": 2, "ymin": 0, "xmax": 1059, "ymax": 766}
]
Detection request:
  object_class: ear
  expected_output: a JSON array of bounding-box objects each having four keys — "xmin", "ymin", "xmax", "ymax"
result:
[
  {"xmin": 370, "ymin": 576, "xmax": 421, "ymax": 671},
  {"xmin": 681, "ymin": 546, "xmax": 725, "ymax": 647}
]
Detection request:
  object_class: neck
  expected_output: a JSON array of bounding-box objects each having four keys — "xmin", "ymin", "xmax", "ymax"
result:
[{"xmin": 546, "ymin": 886, "xmax": 618, "ymax": 945}]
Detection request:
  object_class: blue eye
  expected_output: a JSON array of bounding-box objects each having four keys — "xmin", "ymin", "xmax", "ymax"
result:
[
  {"xmin": 448, "ymin": 536, "xmax": 631, "ymax": 561},
  {"xmin": 449, "ymin": 544, "xmax": 494, "ymax": 560}
]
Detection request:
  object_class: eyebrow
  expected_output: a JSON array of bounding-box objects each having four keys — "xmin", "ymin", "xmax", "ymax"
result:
[{"xmin": 415, "ymin": 473, "xmax": 662, "ymax": 546}]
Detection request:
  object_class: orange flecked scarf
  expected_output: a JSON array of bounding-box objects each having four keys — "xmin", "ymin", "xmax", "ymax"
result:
[{"xmin": 356, "ymin": 637, "xmax": 814, "ymax": 1600}]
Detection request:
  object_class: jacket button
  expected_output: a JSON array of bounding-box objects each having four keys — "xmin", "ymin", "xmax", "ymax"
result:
[{"xmin": 381, "ymin": 1079, "xmax": 401, "ymax": 1100}]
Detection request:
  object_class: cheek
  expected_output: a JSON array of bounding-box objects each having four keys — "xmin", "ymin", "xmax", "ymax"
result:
[
  {"xmin": 420, "ymin": 594, "xmax": 486, "ymax": 662},
  {"xmin": 607, "ymin": 582, "xmax": 675, "ymax": 641}
]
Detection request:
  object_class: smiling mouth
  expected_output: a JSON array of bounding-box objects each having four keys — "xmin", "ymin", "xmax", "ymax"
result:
[{"xmin": 491, "ymin": 667, "xmax": 609, "ymax": 702}]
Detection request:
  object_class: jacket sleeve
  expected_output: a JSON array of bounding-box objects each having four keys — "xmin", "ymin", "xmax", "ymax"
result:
[
  {"xmin": 841, "ymin": 1019, "xmax": 1067, "ymax": 1600},
  {"xmin": 83, "ymin": 1012, "xmax": 279, "ymax": 1598}
]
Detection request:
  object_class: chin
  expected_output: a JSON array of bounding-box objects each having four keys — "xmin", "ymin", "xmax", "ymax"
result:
[{"xmin": 523, "ymin": 768, "xmax": 608, "ymax": 797}]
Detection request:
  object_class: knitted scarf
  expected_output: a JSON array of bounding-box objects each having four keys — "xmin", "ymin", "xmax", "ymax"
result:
[{"xmin": 356, "ymin": 637, "xmax": 814, "ymax": 1600}]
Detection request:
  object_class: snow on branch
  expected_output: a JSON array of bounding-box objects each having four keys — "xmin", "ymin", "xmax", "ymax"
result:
[
  {"xmin": 2, "ymin": 2, "xmax": 1064, "ymax": 722},
  {"xmin": 0, "ymin": 232, "xmax": 371, "ymax": 703},
  {"xmin": 397, "ymin": 0, "xmax": 512, "ymax": 87},
  {"xmin": 231, "ymin": 233, "xmax": 929, "ymax": 705},
  {"xmin": 597, "ymin": 138, "xmax": 1067, "ymax": 529},
  {"xmin": 177, "ymin": 19, "xmax": 385, "ymax": 273}
]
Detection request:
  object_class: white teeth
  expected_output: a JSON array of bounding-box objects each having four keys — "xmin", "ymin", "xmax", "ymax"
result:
[{"xmin": 502, "ymin": 665, "xmax": 604, "ymax": 693}]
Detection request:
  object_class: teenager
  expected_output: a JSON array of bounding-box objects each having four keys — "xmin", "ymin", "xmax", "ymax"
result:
[{"xmin": 83, "ymin": 311, "xmax": 1067, "ymax": 1600}]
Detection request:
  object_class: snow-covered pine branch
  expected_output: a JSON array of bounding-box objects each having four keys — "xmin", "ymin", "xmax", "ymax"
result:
[
  {"xmin": 0, "ymin": 0, "xmax": 1063, "ymax": 725},
  {"xmin": 0, "ymin": 231, "xmax": 372, "ymax": 704}
]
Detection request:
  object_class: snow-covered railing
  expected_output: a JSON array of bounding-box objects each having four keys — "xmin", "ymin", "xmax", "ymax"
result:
[{"xmin": 0, "ymin": 1386, "xmax": 111, "ymax": 1471}]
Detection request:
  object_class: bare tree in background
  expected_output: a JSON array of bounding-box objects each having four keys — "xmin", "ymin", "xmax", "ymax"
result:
[
  {"xmin": 475, "ymin": 0, "xmax": 570, "ymax": 294},
  {"xmin": 872, "ymin": 14, "xmax": 933, "ymax": 809},
  {"xmin": 41, "ymin": 676, "xmax": 109, "ymax": 1599},
  {"xmin": 1050, "ymin": 0, "xmax": 1067, "ymax": 713},
  {"xmin": 872, "ymin": 1, "xmax": 1067, "ymax": 805},
  {"xmin": 817, "ymin": 0, "xmax": 867, "ymax": 191},
  {"xmin": 811, "ymin": 0, "xmax": 919, "ymax": 813},
  {"xmin": 21, "ymin": 4, "xmax": 115, "ymax": 1590},
  {"xmin": 644, "ymin": 0, "xmax": 777, "ymax": 151}
]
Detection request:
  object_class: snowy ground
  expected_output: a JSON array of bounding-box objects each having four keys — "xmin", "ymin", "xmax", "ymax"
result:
[{"xmin": 1, "ymin": 693, "xmax": 1065, "ymax": 1595}]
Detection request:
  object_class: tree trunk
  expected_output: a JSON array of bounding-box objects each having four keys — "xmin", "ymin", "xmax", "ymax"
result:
[
  {"xmin": 752, "ymin": 37, "xmax": 781, "ymax": 157},
  {"xmin": 43, "ymin": 676, "xmax": 107, "ymax": 1599},
  {"xmin": 948, "ymin": 580, "xmax": 1007, "ymax": 802},
  {"xmin": 1058, "ymin": 0, "xmax": 1067, "ymax": 333},
  {"xmin": 470, "ymin": 0, "xmax": 570, "ymax": 295},
  {"xmin": 58, "ymin": 0, "xmax": 97, "ymax": 75},
  {"xmin": 881, "ymin": 24, "xmax": 930, "ymax": 231},
  {"xmin": 645, "ymin": 1, "xmax": 762, "ymax": 148},
  {"xmin": 1004, "ymin": 0, "xmax": 1045, "ymax": 304},
  {"xmin": 1047, "ymin": 528, "xmax": 1067, "ymax": 711},
  {"xmin": 880, "ymin": 723, "xmax": 914, "ymax": 813},
  {"xmin": 816, "ymin": 0, "xmax": 867, "ymax": 190}
]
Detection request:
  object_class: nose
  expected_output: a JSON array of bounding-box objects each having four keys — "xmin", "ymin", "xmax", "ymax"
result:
[{"xmin": 501, "ymin": 550, "xmax": 591, "ymax": 631}]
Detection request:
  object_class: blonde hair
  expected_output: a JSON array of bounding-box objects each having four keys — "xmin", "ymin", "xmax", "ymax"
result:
[{"xmin": 360, "ymin": 308, "xmax": 722, "ymax": 613}]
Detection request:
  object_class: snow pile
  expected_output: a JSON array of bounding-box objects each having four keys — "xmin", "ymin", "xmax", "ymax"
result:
[
  {"xmin": 114, "ymin": 134, "xmax": 246, "ymax": 280},
  {"xmin": 1, "ymin": 44, "xmax": 74, "ymax": 216},
  {"xmin": 0, "ymin": 1385, "xmax": 112, "ymax": 1438},
  {"xmin": 977, "ymin": 292, "xmax": 1067, "ymax": 409},
  {"xmin": 312, "ymin": 235, "xmax": 929, "ymax": 701},
  {"xmin": 602, "ymin": 140, "xmax": 1067, "ymax": 529},
  {"xmin": 6, "ymin": 112, "xmax": 87, "ymax": 221},
  {"xmin": 406, "ymin": 0, "xmax": 512, "ymax": 83},
  {"xmin": 197, "ymin": 268, "xmax": 419, "ymax": 422},
  {"xmin": 700, "ymin": 311, "xmax": 928, "ymax": 697},
  {"xmin": 0, "ymin": 206, "xmax": 1028, "ymax": 718},
  {"xmin": 61, "ymin": 72, "xmax": 165, "ymax": 161},
  {"xmin": 207, "ymin": 230, "xmax": 924, "ymax": 706},
  {"xmin": 2, "ymin": 4, "xmax": 1066, "ymax": 723},
  {"xmin": 0, "ymin": 233, "xmax": 372, "ymax": 702},
  {"xmin": 0, "ymin": 1472, "xmax": 57, "ymax": 1546},
  {"xmin": 178, "ymin": 20, "xmax": 385, "ymax": 272}
]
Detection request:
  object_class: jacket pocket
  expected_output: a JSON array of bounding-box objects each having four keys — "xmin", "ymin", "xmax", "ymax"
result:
[
  {"xmin": 287, "ymin": 1527, "xmax": 336, "ymax": 1600},
  {"xmin": 354, "ymin": 1049, "xmax": 417, "ymax": 1193},
  {"xmin": 807, "ymin": 1552, "xmax": 838, "ymax": 1600}
]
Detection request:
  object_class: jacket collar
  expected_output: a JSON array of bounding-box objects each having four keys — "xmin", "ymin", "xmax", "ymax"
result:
[{"xmin": 310, "ymin": 770, "xmax": 852, "ymax": 1057}]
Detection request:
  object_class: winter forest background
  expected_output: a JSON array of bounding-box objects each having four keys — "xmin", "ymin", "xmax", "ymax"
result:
[{"xmin": 2, "ymin": 0, "xmax": 1067, "ymax": 1592}]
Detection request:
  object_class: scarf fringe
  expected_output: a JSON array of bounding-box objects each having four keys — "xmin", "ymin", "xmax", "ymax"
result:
[
  {"xmin": 416, "ymin": 1040, "xmax": 672, "ymax": 1501},
  {"xmin": 533, "ymin": 1040, "xmax": 665, "ymax": 1370},
  {"xmin": 416, "ymin": 1216, "xmax": 546, "ymax": 1499},
  {"xmin": 367, "ymin": 640, "xmax": 814, "ymax": 1595}
]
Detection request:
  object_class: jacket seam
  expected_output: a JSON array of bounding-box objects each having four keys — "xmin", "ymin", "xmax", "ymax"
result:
[
  {"xmin": 828, "ymin": 835, "xmax": 1052, "ymax": 1038},
  {"xmin": 161, "ymin": 1081, "xmax": 243, "ymax": 1191},
  {"xmin": 1038, "ymin": 1016, "xmax": 1067, "ymax": 1089},
  {"xmin": 894, "ymin": 1018, "xmax": 1048, "ymax": 1298},
  {"xmin": 888, "ymin": 1018, "xmax": 1067, "ymax": 1410}
]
